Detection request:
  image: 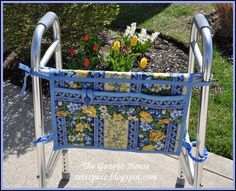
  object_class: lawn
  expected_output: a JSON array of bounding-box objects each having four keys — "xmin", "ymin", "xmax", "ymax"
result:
[{"xmin": 113, "ymin": 3, "xmax": 233, "ymax": 159}]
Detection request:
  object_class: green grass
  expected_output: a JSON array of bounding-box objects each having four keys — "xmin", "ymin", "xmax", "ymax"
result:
[
  {"xmin": 113, "ymin": 3, "xmax": 233, "ymax": 159},
  {"xmin": 114, "ymin": 3, "xmax": 215, "ymax": 44},
  {"xmin": 189, "ymin": 49, "xmax": 233, "ymax": 159}
]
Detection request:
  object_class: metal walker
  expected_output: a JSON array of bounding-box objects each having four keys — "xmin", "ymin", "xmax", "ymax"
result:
[{"xmin": 28, "ymin": 12, "xmax": 212, "ymax": 188}]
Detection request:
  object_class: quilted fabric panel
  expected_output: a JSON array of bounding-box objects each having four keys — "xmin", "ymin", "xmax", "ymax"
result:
[{"xmin": 51, "ymin": 69, "xmax": 189, "ymax": 155}]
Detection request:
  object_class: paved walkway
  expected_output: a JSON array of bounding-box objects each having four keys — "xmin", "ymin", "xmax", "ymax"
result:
[{"xmin": 3, "ymin": 81, "xmax": 234, "ymax": 189}]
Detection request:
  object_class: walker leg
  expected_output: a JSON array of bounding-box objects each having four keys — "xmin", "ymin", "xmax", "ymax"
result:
[
  {"xmin": 62, "ymin": 149, "xmax": 70, "ymax": 180},
  {"xmin": 36, "ymin": 143, "xmax": 47, "ymax": 187},
  {"xmin": 194, "ymin": 163, "xmax": 204, "ymax": 187},
  {"xmin": 175, "ymin": 161, "xmax": 185, "ymax": 188}
]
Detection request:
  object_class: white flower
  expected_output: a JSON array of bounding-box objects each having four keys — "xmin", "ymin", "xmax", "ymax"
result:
[
  {"xmin": 124, "ymin": 22, "xmax": 136, "ymax": 37},
  {"xmin": 75, "ymin": 133, "xmax": 83, "ymax": 142},
  {"xmin": 151, "ymin": 85, "xmax": 163, "ymax": 92},
  {"xmin": 162, "ymin": 110, "xmax": 166, "ymax": 115},
  {"xmin": 129, "ymin": 108, "xmax": 135, "ymax": 113},
  {"xmin": 138, "ymin": 34, "xmax": 145, "ymax": 43},
  {"xmin": 58, "ymin": 101, "xmax": 63, "ymax": 106},
  {"xmin": 139, "ymin": 134, "xmax": 144, "ymax": 138},
  {"xmin": 128, "ymin": 116, "xmax": 138, "ymax": 121},
  {"xmin": 150, "ymin": 32, "xmax": 159, "ymax": 42},
  {"xmin": 124, "ymin": 26, "xmax": 131, "ymax": 37},
  {"xmin": 99, "ymin": 106, "xmax": 107, "ymax": 113},
  {"xmin": 68, "ymin": 135, "xmax": 76, "ymax": 142},
  {"xmin": 137, "ymin": 29, "xmax": 159, "ymax": 43},
  {"xmin": 138, "ymin": 29, "xmax": 152, "ymax": 43},
  {"xmin": 130, "ymin": 22, "xmax": 137, "ymax": 36},
  {"xmin": 140, "ymin": 28, "xmax": 147, "ymax": 36},
  {"xmin": 163, "ymin": 85, "xmax": 171, "ymax": 90},
  {"xmin": 101, "ymin": 112, "xmax": 111, "ymax": 119},
  {"xmin": 178, "ymin": 110, "xmax": 183, "ymax": 116}
]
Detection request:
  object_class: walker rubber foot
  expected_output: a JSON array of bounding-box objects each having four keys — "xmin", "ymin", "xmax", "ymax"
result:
[
  {"xmin": 175, "ymin": 177, "xmax": 185, "ymax": 188},
  {"xmin": 62, "ymin": 172, "xmax": 70, "ymax": 180}
]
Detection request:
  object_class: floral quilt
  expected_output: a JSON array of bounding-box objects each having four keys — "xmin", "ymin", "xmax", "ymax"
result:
[{"xmin": 52, "ymin": 69, "xmax": 188, "ymax": 154}]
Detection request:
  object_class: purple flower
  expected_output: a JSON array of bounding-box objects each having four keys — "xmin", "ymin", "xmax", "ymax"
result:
[
  {"xmin": 67, "ymin": 102, "xmax": 80, "ymax": 114},
  {"xmin": 148, "ymin": 108, "xmax": 155, "ymax": 115},
  {"xmin": 87, "ymin": 117, "xmax": 93, "ymax": 122},
  {"xmin": 156, "ymin": 113, "xmax": 163, "ymax": 119},
  {"xmin": 67, "ymin": 72, "xmax": 76, "ymax": 77},
  {"xmin": 70, "ymin": 120, "xmax": 76, "ymax": 127},
  {"xmin": 140, "ymin": 138, "xmax": 149, "ymax": 144},
  {"xmin": 118, "ymin": 109, "xmax": 126, "ymax": 115},
  {"xmin": 84, "ymin": 135, "xmax": 92, "ymax": 145},
  {"xmin": 140, "ymin": 122, "xmax": 152, "ymax": 131},
  {"xmin": 129, "ymin": 108, "xmax": 136, "ymax": 116},
  {"xmin": 138, "ymin": 142, "xmax": 144, "ymax": 148},
  {"xmin": 154, "ymin": 141, "xmax": 165, "ymax": 151},
  {"xmin": 170, "ymin": 110, "xmax": 181, "ymax": 120}
]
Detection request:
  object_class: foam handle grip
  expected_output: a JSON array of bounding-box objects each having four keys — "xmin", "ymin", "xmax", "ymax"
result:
[
  {"xmin": 37, "ymin": 11, "xmax": 57, "ymax": 31},
  {"xmin": 193, "ymin": 14, "xmax": 211, "ymax": 32}
]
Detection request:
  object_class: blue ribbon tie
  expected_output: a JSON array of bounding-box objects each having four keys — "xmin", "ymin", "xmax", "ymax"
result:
[
  {"xmin": 33, "ymin": 133, "xmax": 53, "ymax": 146},
  {"xmin": 183, "ymin": 140, "xmax": 208, "ymax": 163},
  {"xmin": 19, "ymin": 63, "xmax": 32, "ymax": 97}
]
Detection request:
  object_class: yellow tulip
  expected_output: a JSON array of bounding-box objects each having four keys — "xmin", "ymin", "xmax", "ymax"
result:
[
  {"xmin": 82, "ymin": 106, "xmax": 97, "ymax": 118},
  {"xmin": 112, "ymin": 41, "xmax": 120, "ymax": 51},
  {"xmin": 56, "ymin": 110, "xmax": 70, "ymax": 117},
  {"xmin": 139, "ymin": 57, "xmax": 148, "ymax": 69},
  {"xmin": 158, "ymin": 118, "xmax": 173, "ymax": 125},
  {"xmin": 130, "ymin": 35, "xmax": 138, "ymax": 46},
  {"xmin": 142, "ymin": 145, "xmax": 154, "ymax": 151},
  {"xmin": 149, "ymin": 130, "xmax": 166, "ymax": 142},
  {"xmin": 139, "ymin": 111, "xmax": 153, "ymax": 123}
]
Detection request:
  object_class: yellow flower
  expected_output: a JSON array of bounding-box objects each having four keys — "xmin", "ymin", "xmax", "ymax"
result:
[
  {"xmin": 71, "ymin": 83, "xmax": 77, "ymax": 88},
  {"xmin": 56, "ymin": 110, "xmax": 69, "ymax": 116},
  {"xmin": 113, "ymin": 113, "xmax": 123, "ymax": 121},
  {"xmin": 142, "ymin": 145, "xmax": 154, "ymax": 151},
  {"xmin": 112, "ymin": 41, "xmax": 120, "ymax": 51},
  {"xmin": 130, "ymin": 35, "xmax": 138, "ymax": 46},
  {"xmin": 82, "ymin": 106, "xmax": 97, "ymax": 117},
  {"xmin": 84, "ymin": 123, "xmax": 92, "ymax": 131},
  {"xmin": 139, "ymin": 57, "xmax": 148, "ymax": 69},
  {"xmin": 158, "ymin": 118, "xmax": 173, "ymax": 125},
  {"xmin": 76, "ymin": 71, "xmax": 89, "ymax": 78},
  {"xmin": 139, "ymin": 111, "xmax": 153, "ymax": 123},
  {"xmin": 75, "ymin": 123, "xmax": 84, "ymax": 132},
  {"xmin": 149, "ymin": 130, "xmax": 166, "ymax": 142}
]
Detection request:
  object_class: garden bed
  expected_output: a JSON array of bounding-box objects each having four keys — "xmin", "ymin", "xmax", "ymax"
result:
[{"xmin": 3, "ymin": 29, "xmax": 188, "ymax": 96}]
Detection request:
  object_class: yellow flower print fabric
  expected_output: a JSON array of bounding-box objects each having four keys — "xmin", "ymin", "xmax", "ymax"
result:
[{"xmin": 53, "ymin": 69, "xmax": 187, "ymax": 154}]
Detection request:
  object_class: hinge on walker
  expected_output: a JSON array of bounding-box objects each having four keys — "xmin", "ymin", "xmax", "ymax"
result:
[{"xmin": 183, "ymin": 139, "xmax": 208, "ymax": 163}]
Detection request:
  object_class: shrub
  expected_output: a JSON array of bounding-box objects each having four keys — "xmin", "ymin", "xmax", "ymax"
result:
[{"xmin": 3, "ymin": 3, "xmax": 120, "ymax": 53}]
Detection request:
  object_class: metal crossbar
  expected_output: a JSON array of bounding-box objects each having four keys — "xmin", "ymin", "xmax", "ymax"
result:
[{"xmin": 26, "ymin": 12, "xmax": 212, "ymax": 188}]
